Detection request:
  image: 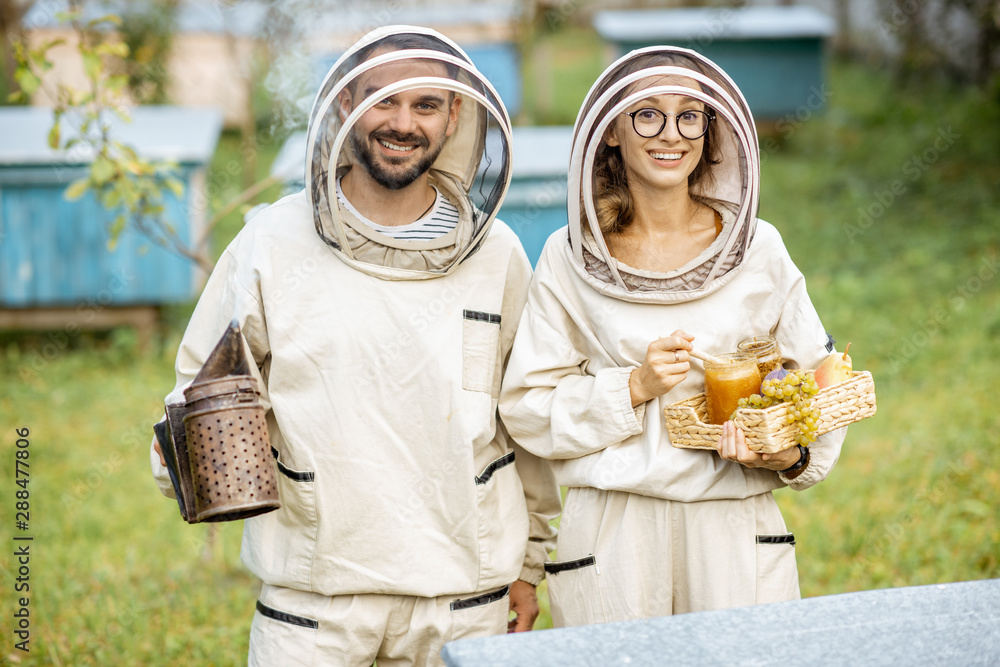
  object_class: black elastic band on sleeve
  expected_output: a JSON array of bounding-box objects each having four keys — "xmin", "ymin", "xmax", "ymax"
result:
[
  {"xmin": 271, "ymin": 447, "xmax": 315, "ymax": 482},
  {"xmin": 544, "ymin": 555, "xmax": 597, "ymax": 575},
  {"xmin": 255, "ymin": 600, "xmax": 318, "ymax": 629},
  {"xmin": 475, "ymin": 451, "xmax": 515, "ymax": 485},
  {"xmin": 463, "ymin": 309, "xmax": 501, "ymax": 324},
  {"xmin": 780, "ymin": 445, "xmax": 809, "ymax": 474},
  {"xmin": 756, "ymin": 534, "xmax": 796, "ymax": 545},
  {"xmin": 450, "ymin": 584, "xmax": 510, "ymax": 611}
]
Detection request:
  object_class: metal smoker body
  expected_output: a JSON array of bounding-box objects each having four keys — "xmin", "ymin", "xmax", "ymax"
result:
[{"xmin": 154, "ymin": 320, "xmax": 280, "ymax": 523}]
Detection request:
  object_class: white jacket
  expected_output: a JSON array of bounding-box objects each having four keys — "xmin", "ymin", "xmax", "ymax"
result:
[
  {"xmin": 499, "ymin": 219, "xmax": 845, "ymax": 501},
  {"xmin": 499, "ymin": 46, "xmax": 844, "ymax": 502},
  {"xmin": 151, "ymin": 26, "xmax": 559, "ymax": 598},
  {"xmin": 151, "ymin": 192, "xmax": 560, "ymax": 596}
]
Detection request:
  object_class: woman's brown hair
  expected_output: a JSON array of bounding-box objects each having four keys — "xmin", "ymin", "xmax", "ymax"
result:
[{"xmin": 589, "ymin": 52, "xmax": 725, "ymax": 235}]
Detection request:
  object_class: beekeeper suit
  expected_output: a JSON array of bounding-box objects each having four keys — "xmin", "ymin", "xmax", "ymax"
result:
[
  {"xmin": 499, "ymin": 46, "xmax": 847, "ymax": 626},
  {"xmin": 150, "ymin": 26, "xmax": 559, "ymax": 665}
]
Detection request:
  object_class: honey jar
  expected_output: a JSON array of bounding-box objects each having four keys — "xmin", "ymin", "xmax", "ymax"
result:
[
  {"xmin": 737, "ymin": 335, "xmax": 783, "ymax": 378},
  {"xmin": 704, "ymin": 352, "xmax": 762, "ymax": 425}
]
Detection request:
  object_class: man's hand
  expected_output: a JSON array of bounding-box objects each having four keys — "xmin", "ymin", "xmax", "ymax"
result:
[
  {"xmin": 507, "ymin": 580, "xmax": 539, "ymax": 633},
  {"xmin": 154, "ymin": 438, "xmax": 167, "ymax": 467}
]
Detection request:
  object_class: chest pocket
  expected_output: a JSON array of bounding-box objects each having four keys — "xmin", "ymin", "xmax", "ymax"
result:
[{"xmin": 462, "ymin": 309, "xmax": 502, "ymax": 397}]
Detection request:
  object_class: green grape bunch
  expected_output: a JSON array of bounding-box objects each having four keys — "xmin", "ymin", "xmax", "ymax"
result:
[{"xmin": 733, "ymin": 369, "xmax": 822, "ymax": 446}]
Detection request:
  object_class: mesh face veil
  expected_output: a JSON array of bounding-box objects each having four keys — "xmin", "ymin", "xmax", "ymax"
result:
[
  {"xmin": 567, "ymin": 46, "xmax": 762, "ymax": 303},
  {"xmin": 304, "ymin": 26, "xmax": 513, "ymax": 279}
]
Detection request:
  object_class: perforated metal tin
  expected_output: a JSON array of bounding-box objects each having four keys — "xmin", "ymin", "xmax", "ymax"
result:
[{"xmin": 182, "ymin": 376, "xmax": 279, "ymax": 523}]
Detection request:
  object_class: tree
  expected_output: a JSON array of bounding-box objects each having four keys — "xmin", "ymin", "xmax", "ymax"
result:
[
  {"xmin": 2, "ymin": 0, "xmax": 37, "ymax": 101},
  {"xmin": 9, "ymin": 2, "xmax": 286, "ymax": 273}
]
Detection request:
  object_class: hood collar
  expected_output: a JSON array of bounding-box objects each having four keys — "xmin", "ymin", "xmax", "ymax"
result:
[
  {"xmin": 304, "ymin": 26, "xmax": 512, "ymax": 279},
  {"xmin": 567, "ymin": 46, "xmax": 761, "ymax": 303}
]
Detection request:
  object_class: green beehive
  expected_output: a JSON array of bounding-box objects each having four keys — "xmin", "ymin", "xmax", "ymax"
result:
[{"xmin": 594, "ymin": 7, "xmax": 836, "ymax": 121}]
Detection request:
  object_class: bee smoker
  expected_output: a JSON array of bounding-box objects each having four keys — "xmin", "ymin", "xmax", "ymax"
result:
[{"xmin": 153, "ymin": 320, "xmax": 280, "ymax": 523}]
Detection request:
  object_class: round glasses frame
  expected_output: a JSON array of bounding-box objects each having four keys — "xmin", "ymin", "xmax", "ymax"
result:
[{"xmin": 623, "ymin": 108, "xmax": 716, "ymax": 140}]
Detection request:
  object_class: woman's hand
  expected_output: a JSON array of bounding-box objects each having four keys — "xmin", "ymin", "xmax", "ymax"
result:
[
  {"xmin": 629, "ymin": 329, "xmax": 694, "ymax": 406},
  {"xmin": 716, "ymin": 421, "xmax": 803, "ymax": 471}
]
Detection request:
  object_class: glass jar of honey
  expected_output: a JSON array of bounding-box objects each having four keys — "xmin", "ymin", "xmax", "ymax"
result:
[
  {"xmin": 737, "ymin": 335, "xmax": 783, "ymax": 378},
  {"xmin": 704, "ymin": 352, "xmax": 762, "ymax": 425}
]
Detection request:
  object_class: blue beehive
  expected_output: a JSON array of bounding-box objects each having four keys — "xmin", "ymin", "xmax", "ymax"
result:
[
  {"xmin": 496, "ymin": 126, "xmax": 572, "ymax": 267},
  {"xmin": 0, "ymin": 106, "xmax": 222, "ymax": 309},
  {"xmin": 594, "ymin": 7, "xmax": 837, "ymax": 120}
]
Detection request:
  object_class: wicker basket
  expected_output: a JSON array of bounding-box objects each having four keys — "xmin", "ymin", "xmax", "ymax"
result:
[{"xmin": 663, "ymin": 370, "xmax": 877, "ymax": 454}]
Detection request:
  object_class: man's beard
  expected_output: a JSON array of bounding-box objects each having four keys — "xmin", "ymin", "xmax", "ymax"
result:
[{"xmin": 350, "ymin": 129, "xmax": 446, "ymax": 190}]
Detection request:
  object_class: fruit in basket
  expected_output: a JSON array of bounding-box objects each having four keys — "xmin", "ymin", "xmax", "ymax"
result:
[
  {"xmin": 763, "ymin": 366, "xmax": 788, "ymax": 383},
  {"xmin": 814, "ymin": 343, "xmax": 853, "ymax": 389},
  {"xmin": 734, "ymin": 368, "xmax": 822, "ymax": 446}
]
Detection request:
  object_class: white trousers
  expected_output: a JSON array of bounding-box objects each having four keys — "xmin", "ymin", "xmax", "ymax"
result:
[
  {"xmin": 544, "ymin": 488, "xmax": 800, "ymax": 627},
  {"xmin": 248, "ymin": 582, "xmax": 510, "ymax": 667}
]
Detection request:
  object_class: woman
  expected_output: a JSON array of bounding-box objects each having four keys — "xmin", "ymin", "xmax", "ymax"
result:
[{"xmin": 498, "ymin": 47, "xmax": 847, "ymax": 626}]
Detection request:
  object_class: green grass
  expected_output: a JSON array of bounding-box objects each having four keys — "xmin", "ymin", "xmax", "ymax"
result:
[
  {"xmin": 759, "ymin": 60, "xmax": 1000, "ymax": 595},
  {"xmin": 2, "ymin": 33, "xmax": 999, "ymax": 664}
]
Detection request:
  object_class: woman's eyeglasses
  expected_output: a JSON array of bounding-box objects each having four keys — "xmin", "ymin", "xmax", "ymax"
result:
[{"xmin": 623, "ymin": 108, "xmax": 715, "ymax": 140}]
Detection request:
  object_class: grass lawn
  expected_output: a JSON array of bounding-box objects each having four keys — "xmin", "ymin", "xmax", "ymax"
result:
[{"xmin": 2, "ymin": 32, "xmax": 999, "ymax": 664}]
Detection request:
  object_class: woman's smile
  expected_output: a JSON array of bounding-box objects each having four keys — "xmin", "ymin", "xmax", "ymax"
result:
[{"xmin": 647, "ymin": 148, "xmax": 687, "ymax": 166}]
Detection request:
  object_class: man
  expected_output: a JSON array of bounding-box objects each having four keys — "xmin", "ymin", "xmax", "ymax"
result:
[{"xmin": 151, "ymin": 26, "xmax": 560, "ymax": 666}]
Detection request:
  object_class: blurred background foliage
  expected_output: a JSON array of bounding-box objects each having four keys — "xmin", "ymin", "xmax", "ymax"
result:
[{"xmin": 1, "ymin": 1, "xmax": 999, "ymax": 664}]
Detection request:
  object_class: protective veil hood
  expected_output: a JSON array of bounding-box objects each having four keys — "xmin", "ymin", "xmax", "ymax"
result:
[
  {"xmin": 304, "ymin": 26, "xmax": 513, "ymax": 280},
  {"xmin": 568, "ymin": 46, "xmax": 761, "ymax": 303}
]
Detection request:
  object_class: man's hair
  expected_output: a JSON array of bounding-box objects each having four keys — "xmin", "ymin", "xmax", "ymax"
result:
[{"xmin": 344, "ymin": 33, "xmax": 465, "ymax": 94}]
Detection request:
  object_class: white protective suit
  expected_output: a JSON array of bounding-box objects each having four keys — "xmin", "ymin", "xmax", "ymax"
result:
[
  {"xmin": 150, "ymin": 26, "xmax": 559, "ymax": 664},
  {"xmin": 499, "ymin": 47, "xmax": 847, "ymax": 625}
]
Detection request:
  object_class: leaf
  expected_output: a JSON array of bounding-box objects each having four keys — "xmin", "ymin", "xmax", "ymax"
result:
[
  {"xmin": 126, "ymin": 160, "xmax": 147, "ymax": 176},
  {"xmin": 15, "ymin": 69, "xmax": 41, "ymax": 96},
  {"xmin": 55, "ymin": 10, "xmax": 83, "ymax": 23},
  {"xmin": 7, "ymin": 91, "xmax": 24, "ymax": 103},
  {"xmin": 96, "ymin": 42, "xmax": 130, "ymax": 59},
  {"xmin": 28, "ymin": 48, "xmax": 52, "ymax": 70},
  {"xmin": 90, "ymin": 14, "xmax": 123, "ymax": 27},
  {"xmin": 82, "ymin": 52, "xmax": 101, "ymax": 81},
  {"xmin": 120, "ymin": 183, "xmax": 139, "ymax": 207},
  {"xmin": 102, "ymin": 187, "xmax": 122, "ymax": 209},
  {"xmin": 91, "ymin": 157, "xmax": 116, "ymax": 185},
  {"xmin": 105, "ymin": 74, "xmax": 130, "ymax": 93},
  {"xmin": 163, "ymin": 178, "xmax": 185, "ymax": 198},
  {"xmin": 65, "ymin": 179, "xmax": 90, "ymax": 201},
  {"xmin": 108, "ymin": 214, "xmax": 126, "ymax": 241},
  {"xmin": 48, "ymin": 123, "xmax": 61, "ymax": 149}
]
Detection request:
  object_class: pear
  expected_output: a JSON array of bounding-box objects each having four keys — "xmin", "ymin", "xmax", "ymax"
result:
[{"xmin": 814, "ymin": 343, "xmax": 853, "ymax": 389}]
